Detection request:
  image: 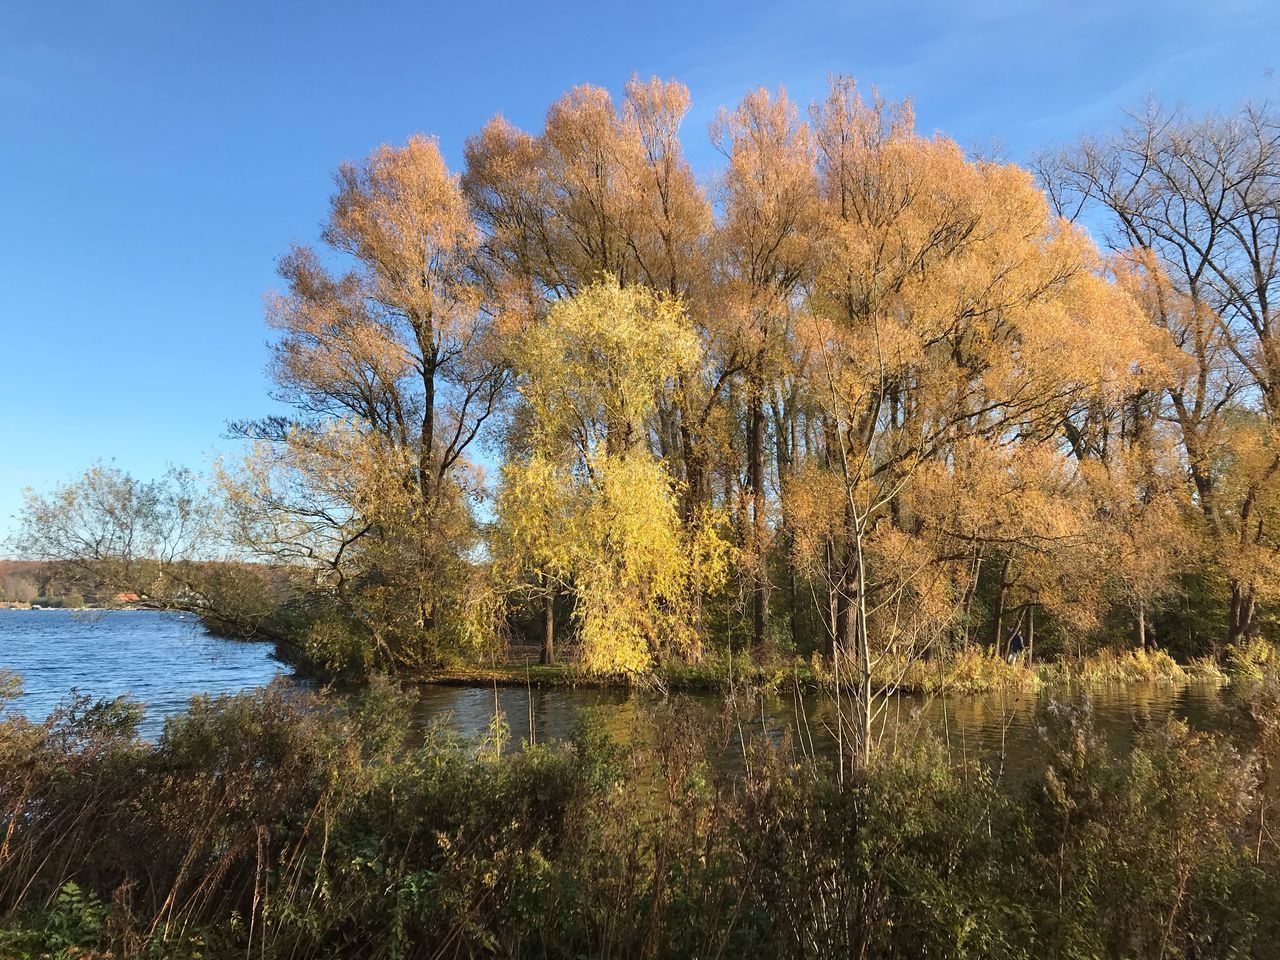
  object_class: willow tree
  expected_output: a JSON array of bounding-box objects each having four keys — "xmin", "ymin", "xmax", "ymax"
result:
[
  {"xmin": 226, "ymin": 135, "xmax": 507, "ymax": 671},
  {"xmin": 13, "ymin": 464, "xmax": 291, "ymax": 638},
  {"xmin": 496, "ymin": 279, "xmax": 727, "ymax": 673},
  {"xmin": 14, "ymin": 463, "xmax": 209, "ymax": 608},
  {"xmin": 462, "ymin": 76, "xmax": 711, "ymax": 303},
  {"xmin": 464, "ymin": 77, "xmax": 735, "ymax": 637},
  {"xmin": 796, "ymin": 78, "xmax": 1149, "ymax": 761}
]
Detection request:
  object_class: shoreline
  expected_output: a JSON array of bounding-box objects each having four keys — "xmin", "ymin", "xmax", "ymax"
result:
[{"xmin": 413, "ymin": 649, "xmax": 1230, "ymax": 697}]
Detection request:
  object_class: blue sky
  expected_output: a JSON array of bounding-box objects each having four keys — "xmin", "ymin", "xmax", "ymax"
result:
[{"xmin": 2, "ymin": 0, "xmax": 1277, "ymax": 543}]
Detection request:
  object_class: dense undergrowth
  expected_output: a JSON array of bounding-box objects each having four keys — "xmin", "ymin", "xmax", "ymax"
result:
[{"xmin": 2, "ymin": 650, "xmax": 1280, "ymax": 960}]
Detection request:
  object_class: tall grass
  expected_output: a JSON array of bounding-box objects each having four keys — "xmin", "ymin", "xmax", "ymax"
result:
[
  {"xmin": 826, "ymin": 646, "xmax": 1203, "ymax": 697},
  {"xmin": 1043, "ymin": 646, "xmax": 1190, "ymax": 686},
  {"xmin": 882, "ymin": 647, "xmax": 1033, "ymax": 695},
  {"xmin": 1226, "ymin": 637, "xmax": 1280, "ymax": 685}
]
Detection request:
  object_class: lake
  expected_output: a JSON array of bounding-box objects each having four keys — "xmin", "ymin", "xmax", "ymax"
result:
[
  {"xmin": 0, "ymin": 608, "xmax": 285, "ymax": 737},
  {"xmin": 0, "ymin": 609, "xmax": 1234, "ymax": 769},
  {"xmin": 410, "ymin": 676, "xmax": 1232, "ymax": 777}
]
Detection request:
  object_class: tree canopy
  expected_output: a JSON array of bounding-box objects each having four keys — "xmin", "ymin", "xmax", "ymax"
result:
[{"xmin": 17, "ymin": 77, "xmax": 1280, "ymax": 703}]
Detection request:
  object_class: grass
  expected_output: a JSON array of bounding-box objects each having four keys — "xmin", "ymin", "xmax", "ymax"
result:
[
  {"xmin": 1040, "ymin": 647, "xmax": 1190, "ymax": 686},
  {"xmin": 424, "ymin": 656, "xmax": 804, "ymax": 692}
]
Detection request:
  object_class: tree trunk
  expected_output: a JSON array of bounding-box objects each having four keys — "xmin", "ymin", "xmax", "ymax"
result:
[
  {"xmin": 961, "ymin": 554, "xmax": 982, "ymax": 646},
  {"xmin": 1227, "ymin": 580, "xmax": 1257, "ymax": 646},
  {"xmin": 748, "ymin": 381, "xmax": 769, "ymax": 651},
  {"xmin": 1027, "ymin": 601, "xmax": 1035, "ymax": 664},
  {"xmin": 540, "ymin": 575, "xmax": 555, "ymax": 666},
  {"xmin": 679, "ymin": 423, "xmax": 708, "ymax": 640},
  {"xmin": 991, "ymin": 556, "xmax": 1013, "ymax": 657},
  {"xmin": 834, "ymin": 542, "xmax": 854, "ymax": 658},
  {"xmin": 824, "ymin": 539, "xmax": 839, "ymax": 658},
  {"xmin": 853, "ymin": 524, "xmax": 872, "ymax": 767},
  {"xmin": 774, "ymin": 388, "xmax": 802, "ymax": 655},
  {"xmin": 788, "ymin": 559, "xmax": 801, "ymax": 654}
]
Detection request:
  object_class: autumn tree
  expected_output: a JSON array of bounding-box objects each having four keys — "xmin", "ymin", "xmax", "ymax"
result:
[
  {"xmin": 13, "ymin": 463, "xmax": 209, "ymax": 607},
  {"xmin": 711, "ymin": 87, "xmax": 818, "ymax": 652},
  {"xmin": 1079, "ymin": 443, "xmax": 1197, "ymax": 650},
  {"xmin": 1040, "ymin": 103, "xmax": 1280, "ymax": 645},
  {"xmin": 791, "ymin": 77, "xmax": 1150, "ymax": 760},
  {"xmin": 495, "ymin": 279, "xmax": 727, "ymax": 673},
  {"xmin": 27, "ymin": 74, "xmax": 1263, "ymax": 688},
  {"xmin": 464, "ymin": 78, "xmax": 747, "ymax": 639},
  {"xmin": 10, "ymin": 464, "xmax": 291, "ymax": 635},
  {"xmin": 227, "ymin": 135, "xmax": 507, "ymax": 671},
  {"xmin": 1, "ymin": 573, "xmax": 37, "ymax": 604}
]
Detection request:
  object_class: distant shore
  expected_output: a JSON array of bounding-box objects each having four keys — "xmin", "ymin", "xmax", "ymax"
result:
[{"xmin": 0, "ymin": 601, "xmax": 138, "ymax": 611}]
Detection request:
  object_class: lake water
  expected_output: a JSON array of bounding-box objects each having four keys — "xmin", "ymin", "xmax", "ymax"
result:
[
  {"xmin": 0, "ymin": 609, "xmax": 1235, "ymax": 770},
  {"xmin": 0, "ymin": 608, "xmax": 285, "ymax": 737},
  {"xmin": 410, "ymin": 677, "xmax": 1232, "ymax": 777}
]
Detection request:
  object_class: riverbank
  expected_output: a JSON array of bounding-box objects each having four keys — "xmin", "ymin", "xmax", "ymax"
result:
[{"xmin": 421, "ymin": 645, "xmax": 1231, "ymax": 695}]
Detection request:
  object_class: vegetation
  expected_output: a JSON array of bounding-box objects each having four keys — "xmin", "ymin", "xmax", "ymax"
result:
[
  {"xmin": 0, "ymin": 561, "xmax": 87, "ymax": 609},
  {"xmin": 13, "ymin": 78, "xmax": 1280, "ymax": 758},
  {"xmin": 0, "ymin": 665, "xmax": 1277, "ymax": 959},
  {"xmin": 421, "ymin": 646, "xmax": 1221, "ymax": 698}
]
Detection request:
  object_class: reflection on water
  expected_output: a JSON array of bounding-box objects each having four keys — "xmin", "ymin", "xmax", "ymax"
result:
[
  {"xmin": 0, "ymin": 608, "xmax": 285, "ymax": 737},
  {"xmin": 411, "ymin": 678, "xmax": 1232, "ymax": 778},
  {"xmin": 0, "ymin": 609, "xmax": 1236, "ymax": 773}
]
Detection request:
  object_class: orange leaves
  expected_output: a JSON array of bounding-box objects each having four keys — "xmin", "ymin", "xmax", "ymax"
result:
[
  {"xmin": 811, "ymin": 102, "xmax": 1149, "ymax": 422},
  {"xmin": 1110, "ymin": 247, "xmax": 1222, "ymax": 392},
  {"xmin": 329, "ymin": 133, "xmax": 477, "ymax": 264},
  {"xmin": 783, "ymin": 460, "xmax": 846, "ymax": 580},
  {"xmin": 245, "ymin": 72, "xmax": 1238, "ymax": 670},
  {"xmin": 465, "ymin": 77, "xmax": 711, "ymax": 302},
  {"xmin": 712, "ymin": 86, "xmax": 817, "ymax": 287},
  {"xmin": 326, "ymin": 135, "xmax": 481, "ymax": 341}
]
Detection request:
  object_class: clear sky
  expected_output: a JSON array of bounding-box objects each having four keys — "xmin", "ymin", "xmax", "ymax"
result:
[{"xmin": 2, "ymin": 0, "xmax": 1277, "ymax": 544}]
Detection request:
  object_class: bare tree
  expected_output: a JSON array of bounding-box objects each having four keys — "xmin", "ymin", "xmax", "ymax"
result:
[{"xmin": 1039, "ymin": 101, "xmax": 1280, "ymax": 644}]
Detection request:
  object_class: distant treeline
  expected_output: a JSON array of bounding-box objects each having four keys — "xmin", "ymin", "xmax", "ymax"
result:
[{"xmin": 0, "ymin": 561, "xmax": 85, "ymax": 607}]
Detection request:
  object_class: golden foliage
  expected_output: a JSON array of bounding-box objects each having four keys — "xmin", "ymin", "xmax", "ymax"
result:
[{"xmin": 497, "ymin": 280, "xmax": 727, "ymax": 673}]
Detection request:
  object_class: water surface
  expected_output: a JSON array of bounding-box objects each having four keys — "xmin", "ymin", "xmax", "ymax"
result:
[
  {"xmin": 0, "ymin": 608, "xmax": 285, "ymax": 736},
  {"xmin": 0, "ymin": 608, "xmax": 1236, "ymax": 773},
  {"xmin": 410, "ymin": 677, "xmax": 1232, "ymax": 777}
]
